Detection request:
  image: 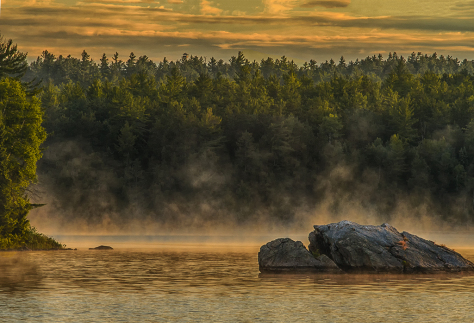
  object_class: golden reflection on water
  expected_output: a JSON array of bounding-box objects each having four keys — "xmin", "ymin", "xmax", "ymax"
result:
[{"xmin": 0, "ymin": 247, "xmax": 473, "ymax": 322}]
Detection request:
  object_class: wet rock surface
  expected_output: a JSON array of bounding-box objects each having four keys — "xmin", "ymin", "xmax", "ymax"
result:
[
  {"xmin": 259, "ymin": 221, "xmax": 474, "ymax": 273},
  {"xmin": 308, "ymin": 221, "xmax": 474, "ymax": 273},
  {"xmin": 258, "ymin": 238, "xmax": 341, "ymax": 272}
]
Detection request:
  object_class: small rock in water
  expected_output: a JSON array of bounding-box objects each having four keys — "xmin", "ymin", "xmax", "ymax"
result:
[{"xmin": 89, "ymin": 245, "xmax": 113, "ymax": 250}]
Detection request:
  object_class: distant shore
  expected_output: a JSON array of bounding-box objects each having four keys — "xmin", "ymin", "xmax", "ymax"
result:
[{"xmin": 0, "ymin": 247, "xmax": 76, "ymax": 252}]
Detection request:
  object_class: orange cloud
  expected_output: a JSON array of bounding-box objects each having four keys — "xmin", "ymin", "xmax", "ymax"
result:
[
  {"xmin": 2, "ymin": 0, "xmax": 474, "ymax": 65},
  {"xmin": 263, "ymin": 0, "xmax": 299, "ymax": 15},
  {"xmin": 79, "ymin": 0, "xmax": 156, "ymax": 3},
  {"xmin": 201, "ymin": 0, "xmax": 223, "ymax": 15},
  {"xmin": 5, "ymin": 0, "xmax": 57, "ymax": 6}
]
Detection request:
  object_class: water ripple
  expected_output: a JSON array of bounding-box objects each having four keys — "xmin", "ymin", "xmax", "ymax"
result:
[{"xmin": 1, "ymin": 248, "xmax": 473, "ymax": 322}]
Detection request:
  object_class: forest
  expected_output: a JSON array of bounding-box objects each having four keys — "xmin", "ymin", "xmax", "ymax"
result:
[
  {"xmin": 24, "ymin": 49, "xmax": 474, "ymax": 231},
  {"xmin": 3, "ymin": 35, "xmax": 474, "ymax": 247}
]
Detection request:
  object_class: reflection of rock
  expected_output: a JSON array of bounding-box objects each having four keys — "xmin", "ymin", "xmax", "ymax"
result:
[
  {"xmin": 89, "ymin": 245, "xmax": 113, "ymax": 250},
  {"xmin": 259, "ymin": 221, "xmax": 474, "ymax": 274},
  {"xmin": 308, "ymin": 221, "xmax": 474, "ymax": 273},
  {"xmin": 258, "ymin": 238, "xmax": 341, "ymax": 273}
]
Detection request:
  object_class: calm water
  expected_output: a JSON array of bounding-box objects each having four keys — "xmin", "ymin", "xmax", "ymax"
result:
[{"xmin": 1, "ymin": 246, "xmax": 474, "ymax": 322}]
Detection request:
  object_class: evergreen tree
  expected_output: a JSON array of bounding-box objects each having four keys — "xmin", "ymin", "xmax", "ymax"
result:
[
  {"xmin": 0, "ymin": 36, "xmax": 28, "ymax": 79},
  {"xmin": 0, "ymin": 78, "xmax": 46, "ymax": 244},
  {"xmin": 100, "ymin": 53, "xmax": 110, "ymax": 78}
]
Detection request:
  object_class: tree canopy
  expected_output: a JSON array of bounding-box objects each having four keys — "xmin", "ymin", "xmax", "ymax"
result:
[
  {"xmin": 0, "ymin": 36, "xmax": 58, "ymax": 249},
  {"xmin": 24, "ymin": 49, "xmax": 474, "ymax": 229},
  {"xmin": 0, "ymin": 37, "xmax": 28, "ymax": 79}
]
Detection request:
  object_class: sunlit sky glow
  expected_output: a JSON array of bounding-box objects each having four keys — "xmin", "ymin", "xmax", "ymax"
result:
[{"xmin": 1, "ymin": 0, "xmax": 474, "ymax": 63}]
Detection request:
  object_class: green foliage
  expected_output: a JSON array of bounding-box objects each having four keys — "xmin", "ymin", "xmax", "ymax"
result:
[
  {"xmin": 0, "ymin": 35, "xmax": 59, "ymax": 249},
  {"xmin": 0, "ymin": 78, "xmax": 46, "ymax": 239},
  {"xmin": 387, "ymin": 134, "xmax": 407, "ymax": 183},
  {"xmin": 21, "ymin": 49, "xmax": 474, "ymax": 226},
  {"xmin": 0, "ymin": 37, "xmax": 28, "ymax": 79},
  {"xmin": 0, "ymin": 226, "xmax": 62, "ymax": 250},
  {"xmin": 319, "ymin": 114, "xmax": 343, "ymax": 144}
]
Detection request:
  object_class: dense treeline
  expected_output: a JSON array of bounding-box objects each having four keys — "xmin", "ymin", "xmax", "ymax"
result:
[
  {"xmin": 28, "ymin": 50, "xmax": 474, "ymax": 87},
  {"xmin": 26, "ymin": 49, "xmax": 474, "ymax": 228}
]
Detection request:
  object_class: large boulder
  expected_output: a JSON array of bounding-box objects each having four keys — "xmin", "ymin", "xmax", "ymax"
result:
[
  {"xmin": 308, "ymin": 220, "xmax": 474, "ymax": 273},
  {"xmin": 258, "ymin": 238, "xmax": 341, "ymax": 272}
]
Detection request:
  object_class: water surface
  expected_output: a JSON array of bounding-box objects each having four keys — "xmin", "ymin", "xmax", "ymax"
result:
[{"xmin": 1, "ymin": 246, "xmax": 473, "ymax": 322}]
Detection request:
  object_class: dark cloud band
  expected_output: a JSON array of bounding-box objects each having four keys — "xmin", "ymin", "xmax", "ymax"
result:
[{"xmin": 300, "ymin": 0, "xmax": 351, "ymax": 9}]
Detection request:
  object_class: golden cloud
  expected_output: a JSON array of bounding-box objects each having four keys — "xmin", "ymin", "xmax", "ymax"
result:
[
  {"xmin": 262, "ymin": 0, "xmax": 300, "ymax": 15},
  {"xmin": 2, "ymin": 0, "xmax": 474, "ymax": 63},
  {"xmin": 201, "ymin": 0, "xmax": 223, "ymax": 15}
]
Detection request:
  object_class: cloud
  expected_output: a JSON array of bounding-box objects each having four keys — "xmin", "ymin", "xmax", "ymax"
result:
[
  {"xmin": 2, "ymin": 0, "xmax": 474, "ymax": 65},
  {"xmin": 262, "ymin": 0, "xmax": 299, "ymax": 15},
  {"xmin": 5, "ymin": 3, "xmax": 474, "ymax": 33},
  {"xmin": 167, "ymin": 0, "xmax": 183, "ymax": 3},
  {"xmin": 450, "ymin": 1, "xmax": 474, "ymax": 17},
  {"xmin": 300, "ymin": 0, "xmax": 350, "ymax": 8},
  {"xmin": 232, "ymin": 10, "xmax": 247, "ymax": 16},
  {"xmin": 9, "ymin": 22, "xmax": 474, "ymax": 59},
  {"xmin": 201, "ymin": 0, "xmax": 223, "ymax": 15},
  {"xmin": 5, "ymin": 0, "xmax": 56, "ymax": 6},
  {"xmin": 79, "ymin": 0, "xmax": 157, "ymax": 3},
  {"xmin": 451, "ymin": 1, "xmax": 474, "ymax": 9}
]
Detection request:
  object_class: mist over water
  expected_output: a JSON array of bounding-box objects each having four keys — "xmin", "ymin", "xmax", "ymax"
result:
[
  {"xmin": 27, "ymin": 138, "xmax": 474, "ymax": 248},
  {"xmin": 18, "ymin": 140, "xmax": 474, "ymax": 322}
]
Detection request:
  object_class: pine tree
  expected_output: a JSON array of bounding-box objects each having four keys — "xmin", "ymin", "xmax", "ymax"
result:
[
  {"xmin": 0, "ymin": 36, "xmax": 28, "ymax": 79},
  {"xmin": 100, "ymin": 53, "xmax": 110, "ymax": 78}
]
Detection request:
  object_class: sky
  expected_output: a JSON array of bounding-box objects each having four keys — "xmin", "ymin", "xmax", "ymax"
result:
[{"xmin": 1, "ymin": 0, "xmax": 474, "ymax": 64}]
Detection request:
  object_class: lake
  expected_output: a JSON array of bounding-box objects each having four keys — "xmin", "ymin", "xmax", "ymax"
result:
[{"xmin": 1, "ymin": 240, "xmax": 474, "ymax": 322}]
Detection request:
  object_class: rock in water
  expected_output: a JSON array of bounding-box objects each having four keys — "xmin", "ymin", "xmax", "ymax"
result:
[
  {"xmin": 308, "ymin": 220, "xmax": 474, "ymax": 273},
  {"xmin": 258, "ymin": 238, "xmax": 341, "ymax": 272},
  {"xmin": 89, "ymin": 245, "xmax": 113, "ymax": 250}
]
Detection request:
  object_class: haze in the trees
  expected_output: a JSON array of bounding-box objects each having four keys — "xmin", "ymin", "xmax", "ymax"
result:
[{"xmin": 24, "ymin": 49, "xmax": 474, "ymax": 233}]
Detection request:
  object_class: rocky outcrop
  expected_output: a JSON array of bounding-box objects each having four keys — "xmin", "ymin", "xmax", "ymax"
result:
[
  {"xmin": 259, "ymin": 221, "xmax": 474, "ymax": 273},
  {"xmin": 258, "ymin": 238, "xmax": 341, "ymax": 272},
  {"xmin": 308, "ymin": 220, "xmax": 474, "ymax": 273}
]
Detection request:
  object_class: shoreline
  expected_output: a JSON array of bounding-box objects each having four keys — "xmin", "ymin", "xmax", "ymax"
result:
[{"xmin": 0, "ymin": 248, "xmax": 76, "ymax": 252}]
